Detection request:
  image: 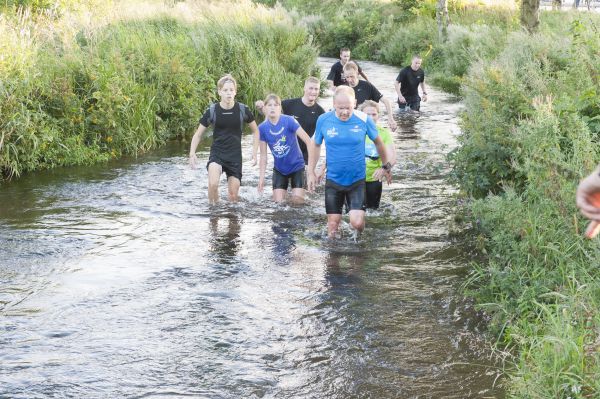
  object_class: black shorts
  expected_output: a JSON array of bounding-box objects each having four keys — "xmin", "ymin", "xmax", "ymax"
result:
[
  {"xmin": 273, "ymin": 167, "xmax": 305, "ymax": 190},
  {"xmin": 325, "ymin": 179, "xmax": 366, "ymax": 215},
  {"xmin": 398, "ymin": 95, "xmax": 421, "ymax": 111},
  {"xmin": 207, "ymin": 155, "xmax": 242, "ymax": 181},
  {"xmin": 365, "ymin": 180, "xmax": 383, "ymax": 209}
]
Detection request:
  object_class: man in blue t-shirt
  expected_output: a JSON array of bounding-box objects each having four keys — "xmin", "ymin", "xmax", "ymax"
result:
[
  {"xmin": 258, "ymin": 94, "xmax": 315, "ymax": 204},
  {"xmin": 309, "ymin": 86, "xmax": 391, "ymax": 238}
]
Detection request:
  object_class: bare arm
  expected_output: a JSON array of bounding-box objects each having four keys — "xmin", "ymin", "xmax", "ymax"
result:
[
  {"xmin": 258, "ymin": 141, "xmax": 268, "ymax": 193},
  {"xmin": 395, "ymin": 80, "xmax": 405, "ymax": 103},
  {"xmin": 420, "ymin": 82, "xmax": 428, "ymax": 102},
  {"xmin": 296, "ymin": 127, "xmax": 316, "ymax": 192},
  {"xmin": 386, "ymin": 142, "xmax": 397, "ymax": 167},
  {"xmin": 360, "ymin": 69, "xmax": 369, "ymax": 81},
  {"xmin": 380, "ymin": 97, "xmax": 397, "ymax": 131},
  {"xmin": 189, "ymin": 123, "xmax": 208, "ymax": 169},
  {"xmin": 248, "ymin": 120, "xmax": 259, "ymax": 166},
  {"xmin": 372, "ymin": 136, "xmax": 390, "ymax": 181}
]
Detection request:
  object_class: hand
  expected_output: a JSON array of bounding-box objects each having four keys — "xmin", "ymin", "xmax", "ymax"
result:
[
  {"xmin": 307, "ymin": 172, "xmax": 316, "ymax": 193},
  {"xmin": 189, "ymin": 154, "xmax": 198, "ymax": 169},
  {"xmin": 398, "ymin": 95, "xmax": 406, "ymax": 104},
  {"xmin": 372, "ymin": 167, "xmax": 387, "ymax": 181},
  {"xmin": 316, "ymin": 166, "xmax": 326, "ymax": 184},
  {"xmin": 385, "ymin": 170, "xmax": 392, "ymax": 185},
  {"xmin": 388, "ymin": 118, "xmax": 397, "ymax": 132},
  {"xmin": 258, "ymin": 178, "xmax": 264, "ymax": 194},
  {"xmin": 576, "ymin": 169, "xmax": 600, "ymax": 221},
  {"xmin": 422, "ymin": 93, "xmax": 428, "ymax": 102}
]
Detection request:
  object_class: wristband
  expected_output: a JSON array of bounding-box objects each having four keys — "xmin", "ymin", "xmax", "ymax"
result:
[{"xmin": 382, "ymin": 162, "xmax": 392, "ymax": 171}]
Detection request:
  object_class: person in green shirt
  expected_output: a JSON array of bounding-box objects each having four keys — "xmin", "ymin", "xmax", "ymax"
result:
[{"xmin": 361, "ymin": 100, "xmax": 397, "ymax": 209}]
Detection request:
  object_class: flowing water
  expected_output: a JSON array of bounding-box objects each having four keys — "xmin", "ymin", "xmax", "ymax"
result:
[{"xmin": 0, "ymin": 58, "xmax": 504, "ymax": 398}]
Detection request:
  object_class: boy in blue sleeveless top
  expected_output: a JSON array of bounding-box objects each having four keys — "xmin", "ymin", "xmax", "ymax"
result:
[
  {"xmin": 309, "ymin": 86, "xmax": 391, "ymax": 238},
  {"xmin": 258, "ymin": 94, "xmax": 316, "ymax": 204}
]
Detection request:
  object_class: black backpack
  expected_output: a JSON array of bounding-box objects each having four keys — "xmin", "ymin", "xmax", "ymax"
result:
[{"xmin": 207, "ymin": 102, "xmax": 247, "ymax": 127}]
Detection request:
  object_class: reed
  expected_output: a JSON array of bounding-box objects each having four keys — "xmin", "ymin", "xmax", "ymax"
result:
[{"xmin": 0, "ymin": 0, "xmax": 317, "ymax": 179}]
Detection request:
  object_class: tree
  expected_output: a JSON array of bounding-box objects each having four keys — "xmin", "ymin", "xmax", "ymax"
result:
[
  {"xmin": 436, "ymin": 0, "xmax": 450, "ymax": 42},
  {"xmin": 520, "ymin": 0, "xmax": 540, "ymax": 33}
]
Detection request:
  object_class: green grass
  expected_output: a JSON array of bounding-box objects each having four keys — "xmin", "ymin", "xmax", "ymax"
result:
[{"xmin": 0, "ymin": 0, "xmax": 318, "ymax": 179}]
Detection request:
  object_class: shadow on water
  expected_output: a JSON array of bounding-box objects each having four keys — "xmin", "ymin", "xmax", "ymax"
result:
[{"xmin": 0, "ymin": 59, "xmax": 504, "ymax": 398}]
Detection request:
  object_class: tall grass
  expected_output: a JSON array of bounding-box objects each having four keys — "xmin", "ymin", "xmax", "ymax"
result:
[
  {"xmin": 0, "ymin": 0, "xmax": 317, "ymax": 179},
  {"xmin": 452, "ymin": 14, "xmax": 600, "ymax": 398}
]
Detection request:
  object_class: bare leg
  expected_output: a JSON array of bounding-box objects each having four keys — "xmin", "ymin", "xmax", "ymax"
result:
[
  {"xmin": 207, "ymin": 162, "xmax": 222, "ymax": 204},
  {"xmin": 289, "ymin": 188, "xmax": 305, "ymax": 205},
  {"xmin": 348, "ymin": 210, "xmax": 366, "ymax": 232},
  {"xmin": 227, "ymin": 176, "xmax": 241, "ymax": 202},
  {"xmin": 327, "ymin": 214, "xmax": 343, "ymax": 238},
  {"xmin": 272, "ymin": 189, "xmax": 287, "ymax": 203}
]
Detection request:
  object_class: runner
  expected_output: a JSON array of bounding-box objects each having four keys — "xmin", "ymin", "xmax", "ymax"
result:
[
  {"xmin": 189, "ymin": 74, "xmax": 259, "ymax": 204},
  {"xmin": 343, "ymin": 61, "xmax": 397, "ymax": 132},
  {"xmin": 258, "ymin": 94, "xmax": 316, "ymax": 204},
  {"xmin": 326, "ymin": 47, "xmax": 369, "ymax": 89},
  {"xmin": 395, "ymin": 55, "xmax": 428, "ymax": 112},
  {"xmin": 255, "ymin": 76, "xmax": 325, "ymax": 165},
  {"xmin": 309, "ymin": 86, "xmax": 390, "ymax": 239},
  {"xmin": 360, "ymin": 100, "xmax": 397, "ymax": 209}
]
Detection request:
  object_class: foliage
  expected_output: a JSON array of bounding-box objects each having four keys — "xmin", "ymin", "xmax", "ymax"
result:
[
  {"xmin": 454, "ymin": 15, "xmax": 600, "ymax": 398},
  {"xmin": 0, "ymin": 0, "xmax": 316, "ymax": 179}
]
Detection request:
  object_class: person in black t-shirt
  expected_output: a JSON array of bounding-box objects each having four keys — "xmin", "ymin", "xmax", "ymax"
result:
[
  {"xmin": 395, "ymin": 55, "xmax": 428, "ymax": 112},
  {"xmin": 189, "ymin": 74, "xmax": 259, "ymax": 204},
  {"xmin": 343, "ymin": 62, "xmax": 397, "ymax": 132},
  {"xmin": 326, "ymin": 48, "xmax": 369, "ymax": 89},
  {"xmin": 255, "ymin": 76, "xmax": 325, "ymax": 164}
]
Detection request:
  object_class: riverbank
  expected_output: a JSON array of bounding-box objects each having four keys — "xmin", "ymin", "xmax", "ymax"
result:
[
  {"xmin": 0, "ymin": 0, "xmax": 317, "ymax": 180},
  {"xmin": 265, "ymin": 0, "xmax": 600, "ymax": 396}
]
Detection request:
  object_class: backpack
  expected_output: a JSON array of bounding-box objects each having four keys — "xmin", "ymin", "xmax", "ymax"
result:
[{"xmin": 207, "ymin": 102, "xmax": 247, "ymax": 128}]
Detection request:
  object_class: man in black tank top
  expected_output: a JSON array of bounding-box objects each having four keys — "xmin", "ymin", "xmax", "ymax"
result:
[{"xmin": 256, "ymin": 77, "xmax": 325, "ymax": 164}]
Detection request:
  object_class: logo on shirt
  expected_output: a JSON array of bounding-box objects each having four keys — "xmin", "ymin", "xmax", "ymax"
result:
[
  {"xmin": 272, "ymin": 136, "xmax": 290, "ymax": 158},
  {"xmin": 350, "ymin": 125, "xmax": 363, "ymax": 133},
  {"xmin": 327, "ymin": 127, "xmax": 338, "ymax": 138},
  {"xmin": 269, "ymin": 127, "xmax": 284, "ymax": 136}
]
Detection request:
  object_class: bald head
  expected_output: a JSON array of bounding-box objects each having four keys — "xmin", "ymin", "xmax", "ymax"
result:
[
  {"xmin": 333, "ymin": 86, "xmax": 356, "ymax": 121},
  {"xmin": 333, "ymin": 85, "xmax": 355, "ymax": 102}
]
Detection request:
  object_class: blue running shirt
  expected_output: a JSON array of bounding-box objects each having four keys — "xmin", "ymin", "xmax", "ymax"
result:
[
  {"xmin": 259, "ymin": 115, "xmax": 305, "ymax": 176},
  {"xmin": 313, "ymin": 110, "xmax": 378, "ymax": 186}
]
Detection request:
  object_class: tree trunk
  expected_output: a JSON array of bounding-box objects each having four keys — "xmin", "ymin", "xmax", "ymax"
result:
[
  {"xmin": 436, "ymin": 0, "xmax": 449, "ymax": 42},
  {"xmin": 520, "ymin": 0, "xmax": 540, "ymax": 34}
]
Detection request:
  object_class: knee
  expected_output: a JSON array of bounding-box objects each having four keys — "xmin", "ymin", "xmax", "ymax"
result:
[
  {"xmin": 349, "ymin": 216, "xmax": 365, "ymax": 231},
  {"xmin": 328, "ymin": 219, "xmax": 340, "ymax": 231}
]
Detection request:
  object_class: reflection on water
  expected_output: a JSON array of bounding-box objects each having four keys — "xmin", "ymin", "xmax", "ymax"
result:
[
  {"xmin": 0, "ymin": 58, "xmax": 504, "ymax": 398},
  {"xmin": 209, "ymin": 213, "xmax": 242, "ymax": 262}
]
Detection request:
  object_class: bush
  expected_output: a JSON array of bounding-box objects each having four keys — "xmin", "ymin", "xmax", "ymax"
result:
[{"xmin": 0, "ymin": 0, "xmax": 317, "ymax": 179}]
